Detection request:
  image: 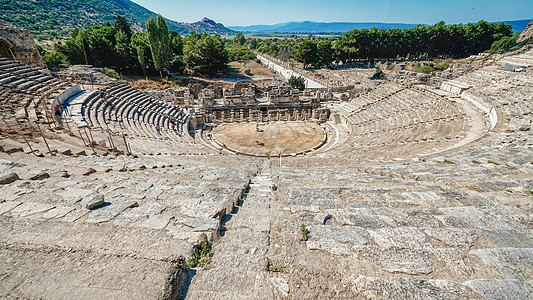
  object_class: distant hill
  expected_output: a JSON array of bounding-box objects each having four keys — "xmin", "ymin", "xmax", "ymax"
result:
[
  {"xmin": 230, "ymin": 19, "xmax": 533, "ymax": 33},
  {"xmin": 230, "ymin": 21, "xmax": 420, "ymax": 33},
  {"xmin": 0, "ymin": 0, "xmax": 235, "ymax": 39}
]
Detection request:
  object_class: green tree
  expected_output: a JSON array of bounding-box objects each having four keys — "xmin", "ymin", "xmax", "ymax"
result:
[
  {"xmin": 226, "ymin": 43, "xmax": 255, "ymax": 61},
  {"xmin": 146, "ymin": 14, "xmax": 171, "ymax": 77},
  {"xmin": 295, "ymin": 40, "xmax": 318, "ymax": 68},
  {"xmin": 114, "ymin": 15, "xmax": 132, "ymax": 41},
  {"xmin": 233, "ymin": 32, "xmax": 246, "ymax": 45},
  {"xmin": 317, "ymin": 40, "xmax": 333, "ymax": 68},
  {"xmin": 170, "ymin": 32, "xmax": 184, "ymax": 56},
  {"xmin": 42, "ymin": 51, "xmax": 67, "ymax": 71},
  {"xmin": 115, "ymin": 30, "xmax": 136, "ymax": 72},
  {"xmin": 131, "ymin": 32, "xmax": 151, "ymax": 76},
  {"xmin": 184, "ymin": 34, "xmax": 228, "ymax": 75},
  {"xmin": 288, "ymin": 75, "xmax": 305, "ymax": 90}
]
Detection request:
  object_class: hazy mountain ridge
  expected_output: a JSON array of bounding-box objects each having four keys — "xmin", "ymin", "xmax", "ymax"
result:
[
  {"xmin": 0, "ymin": 0, "xmax": 235, "ymax": 38},
  {"xmin": 230, "ymin": 19, "xmax": 533, "ymax": 33}
]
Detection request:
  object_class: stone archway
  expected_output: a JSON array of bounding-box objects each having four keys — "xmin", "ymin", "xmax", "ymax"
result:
[{"xmin": 0, "ymin": 39, "xmax": 15, "ymax": 60}]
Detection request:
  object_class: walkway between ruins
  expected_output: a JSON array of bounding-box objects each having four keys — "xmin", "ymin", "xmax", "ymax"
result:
[
  {"xmin": 183, "ymin": 161, "xmax": 285, "ymax": 299},
  {"xmin": 256, "ymin": 53, "xmax": 325, "ymax": 89}
]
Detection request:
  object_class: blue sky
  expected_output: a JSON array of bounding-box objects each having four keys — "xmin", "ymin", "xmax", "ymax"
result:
[{"xmin": 130, "ymin": 0, "xmax": 533, "ymax": 26}]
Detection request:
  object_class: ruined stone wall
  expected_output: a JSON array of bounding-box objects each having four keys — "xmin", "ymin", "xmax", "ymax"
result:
[
  {"xmin": 0, "ymin": 21, "xmax": 43, "ymax": 67},
  {"xmin": 517, "ymin": 20, "xmax": 533, "ymax": 43}
]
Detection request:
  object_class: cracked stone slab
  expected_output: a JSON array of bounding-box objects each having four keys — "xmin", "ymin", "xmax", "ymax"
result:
[
  {"xmin": 175, "ymin": 217, "xmax": 220, "ymax": 232},
  {"xmin": 368, "ymin": 227, "xmax": 432, "ymax": 249},
  {"xmin": 113, "ymin": 201, "xmax": 170, "ymax": 226},
  {"xmin": 58, "ymin": 188, "xmax": 95, "ymax": 203},
  {"xmin": 335, "ymin": 214, "xmax": 396, "ymax": 229},
  {"xmin": 352, "ymin": 275, "xmax": 480, "ymax": 299},
  {"xmin": 400, "ymin": 191, "xmax": 441, "ymax": 204},
  {"xmin": 0, "ymin": 183, "xmax": 30, "ymax": 201},
  {"xmin": 463, "ymin": 279, "xmax": 532, "ymax": 300},
  {"xmin": 143, "ymin": 188, "xmax": 164, "ymax": 199},
  {"xmin": 429, "ymin": 248, "xmax": 474, "ymax": 276},
  {"xmin": 60, "ymin": 209, "xmax": 89, "ymax": 222},
  {"xmin": 374, "ymin": 248, "xmax": 433, "ymax": 275},
  {"xmin": 142, "ymin": 214, "xmax": 173, "ymax": 230},
  {"xmin": 0, "ymin": 201, "xmax": 22, "ymax": 215},
  {"xmin": 479, "ymin": 229, "xmax": 533, "ymax": 248},
  {"xmin": 469, "ymin": 248, "xmax": 533, "ymax": 281},
  {"xmin": 306, "ymin": 240, "xmax": 352, "ymax": 255},
  {"xmin": 308, "ymin": 225, "xmax": 369, "ymax": 245},
  {"xmin": 10, "ymin": 202, "xmax": 55, "ymax": 217},
  {"xmin": 435, "ymin": 214, "xmax": 516, "ymax": 230},
  {"xmin": 86, "ymin": 200, "xmax": 138, "ymax": 223},
  {"xmin": 42, "ymin": 207, "xmax": 75, "ymax": 219},
  {"xmin": 439, "ymin": 206, "xmax": 484, "ymax": 215},
  {"xmin": 423, "ymin": 228, "xmax": 478, "ymax": 250}
]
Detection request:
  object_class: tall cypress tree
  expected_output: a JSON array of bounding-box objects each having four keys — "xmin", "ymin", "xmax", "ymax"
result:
[{"xmin": 146, "ymin": 15, "xmax": 171, "ymax": 77}]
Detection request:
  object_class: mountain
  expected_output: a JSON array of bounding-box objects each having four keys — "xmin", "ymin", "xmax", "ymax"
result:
[
  {"xmin": 0, "ymin": 0, "xmax": 235, "ymax": 39},
  {"xmin": 230, "ymin": 21, "xmax": 421, "ymax": 33},
  {"xmin": 230, "ymin": 19, "xmax": 533, "ymax": 33},
  {"xmin": 184, "ymin": 18, "xmax": 235, "ymax": 35}
]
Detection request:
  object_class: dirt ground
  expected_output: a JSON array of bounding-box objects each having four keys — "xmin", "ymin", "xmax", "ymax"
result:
[
  {"xmin": 225, "ymin": 60, "xmax": 276, "ymax": 79},
  {"xmin": 212, "ymin": 122, "xmax": 324, "ymax": 156}
]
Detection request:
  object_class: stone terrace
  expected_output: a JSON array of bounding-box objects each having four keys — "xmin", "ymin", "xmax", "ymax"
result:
[{"xmin": 0, "ymin": 138, "xmax": 260, "ymax": 299}]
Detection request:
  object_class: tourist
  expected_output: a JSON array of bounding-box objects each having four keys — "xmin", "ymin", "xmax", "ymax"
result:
[{"xmin": 53, "ymin": 105, "xmax": 61, "ymax": 116}]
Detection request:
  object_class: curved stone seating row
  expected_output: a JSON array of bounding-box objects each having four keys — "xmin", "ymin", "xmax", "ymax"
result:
[
  {"xmin": 0, "ymin": 58, "xmax": 76, "ymax": 126},
  {"xmin": 336, "ymin": 86, "xmax": 465, "ymax": 147},
  {"xmin": 449, "ymin": 49, "xmax": 533, "ymax": 149},
  {"xmin": 81, "ymin": 83, "xmax": 192, "ymax": 146}
]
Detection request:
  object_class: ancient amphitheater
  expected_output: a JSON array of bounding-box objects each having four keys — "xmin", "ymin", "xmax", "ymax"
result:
[{"xmin": 0, "ymin": 22, "xmax": 532, "ymax": 299}]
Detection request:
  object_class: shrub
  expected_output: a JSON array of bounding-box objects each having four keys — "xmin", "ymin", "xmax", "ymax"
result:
[
  {"xmin": 42, "ymin": 51, "xmax": 67, "ymax": 71},
  {"xmin": 187, "ymin": 241, "xmax": 213, "ymax": 268},
  {"xmin": 372, "ymin": 68, "xmax": 386, "ymax": 80},
  {"xmin": 490, "ymin": 36, "xmax": 517, "ymax": 54},
  {"xmin": 288, "ymin": 75, "xmax": 305, "ymax": 90},
  {"xmin": 415, "ymin": 66, "xmax": 434, "ymax": 74},
  {"xmin": 104, "ymin": 67, "xmax": 120, "ymax": 80}
]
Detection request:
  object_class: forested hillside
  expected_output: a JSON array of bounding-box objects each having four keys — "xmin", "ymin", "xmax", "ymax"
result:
[{"xmin": 0, "ymin": 0, "xmax": 235, "ymax": 40}]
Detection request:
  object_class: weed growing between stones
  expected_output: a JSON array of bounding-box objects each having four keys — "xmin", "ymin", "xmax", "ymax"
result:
[
  {"xmin": 188, "ymin": 242, "xmax": 213, "ymax": 268},
  {"xmin": 300, "ymin": 224, "xmax": 309, "ymax": 241},
  {"xmin": 524, "ymin": 186, "xmax": 533, "ymax": 196},
  {"xmin": 439, "ymin": 185, "xmax": 456, "ymax": 193},
  {"xmin": 337, "ymin": 187, "xmax": 342, "ymax": 195},
  {"xmin": 268, "ymin": 260, "xmax": 289, "ymax": 273}
]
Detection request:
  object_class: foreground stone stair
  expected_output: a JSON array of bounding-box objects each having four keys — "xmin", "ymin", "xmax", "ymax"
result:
[{"xmin": 184, "ymin": 164, "xmax": 289, "ymax": 299}]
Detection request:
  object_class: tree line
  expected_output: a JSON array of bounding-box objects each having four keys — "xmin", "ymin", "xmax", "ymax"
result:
[
  {"xmin": 41, "ymin": 18, "xmax": 516, "ymax": 75},
  {"xmin": 42, "ymin": 15, "xmax": 253, "ymax": 76},
  {"xmin": 248, "ymin": 21, "xmax": 515, "ymax": 68}
]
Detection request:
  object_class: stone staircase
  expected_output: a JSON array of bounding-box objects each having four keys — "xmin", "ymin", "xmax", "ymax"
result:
[{"xmin": 184, "ymin": 163, "xmax": 288, "ymax": 299}]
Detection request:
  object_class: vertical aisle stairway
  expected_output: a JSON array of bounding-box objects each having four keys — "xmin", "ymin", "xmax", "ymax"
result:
[{"xmin": 184, "ymin": 162, "xmax": 281, "ymax": 299}]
